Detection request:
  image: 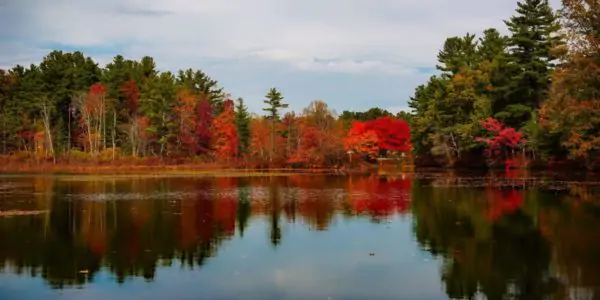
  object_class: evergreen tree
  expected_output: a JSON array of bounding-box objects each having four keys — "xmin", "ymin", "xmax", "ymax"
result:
[
  {"xmin": 499, "ymin": 0, "xmax": 564, "ymax": 128},
  {"xmin": 0, "ymin": 69, "xmax": 11, "ymax": 154},
  {"xmin": 234, "ymin": 97, "xmax": 251, "ymax": 158},
  {"xmin": 262, "ymin": 88, "xmax": 288, "ymax": 162},
  {"xmin": 262, "ymin": 87, "xmax": 287, "ymax": 120},
  {"xmin": 176, "ymin": 68, "xmax": 225, "ymax": 114},
  {"xmin": 38, "ymin": 51, "xmax": 101, "ymax": 152},
  {"xmin": 140, "ymin": 72, "xmax": 177, "ymax": 155},
  {"xmin": 477, "ymin": 29, "xmax": 512, "ymax": 117},
  {"xmin": 436, "ymin": 33, "xmax": 479, "ymax": 76}
]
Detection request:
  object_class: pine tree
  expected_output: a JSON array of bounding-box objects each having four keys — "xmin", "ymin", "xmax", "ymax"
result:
[
  {"xmin": 436, "ymin": 33, "xmax": 479, "ymax": 77},
  {"xmin": 477, "ymin": 29, "xmax": 512, "ymax": 118},
  {"xmin": 499, "ymin": 0, "xmax": 564, "ymax": 128},
  {"xmin": 262, "ymin": 88, "xmax": 288, "ymax": 162},
  {"xmin": 176, "ymin": 68, "xmax": 225, "ymax": 114},
  {"xmin": 262, "ymin": 87, "xmax": 287, "ymax": 120},
  {"xmin": 234, "ymin": 97, "xmax": 251, "ymax": 158}
]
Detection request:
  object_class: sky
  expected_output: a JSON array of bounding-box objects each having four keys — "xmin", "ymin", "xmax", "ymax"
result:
[{"xmin": 0, "ymin": 0, "xmax": 561, "ymax": 115}]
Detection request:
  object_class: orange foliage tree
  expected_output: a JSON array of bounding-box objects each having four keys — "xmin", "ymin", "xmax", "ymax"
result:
[
  {"xmin": 74, "ymin": 82, "xmax": 109, "ymax": 154},
  {"xmin": 343, "ymin": 121, "xmax": 380, "ymax": 160},
  {"xmin": 290, "ymin": 124, "xmax": 322, "ymax": 167},
  {"xmin": 211, "ymin": 99, "xmax": 239, "ymax": 162},
  {"xmin": 344, "ymin": 116, "xmax": 411, "ymax": 161},
  {"xmin": 249, "ymin": 117, "xmax": 271, "ymax": 165},
  {"xmin": 285, "ymin": 101, "xmax": 345, "ymax": 168},
  {"xmin": 538, "ymin": 0, "xmax": 600, "ymax": 168}
]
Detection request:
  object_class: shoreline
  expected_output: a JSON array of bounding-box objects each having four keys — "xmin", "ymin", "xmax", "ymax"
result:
[{"xmin": 0, "ymin": 163, "xmax": 376, "ymax": 177}]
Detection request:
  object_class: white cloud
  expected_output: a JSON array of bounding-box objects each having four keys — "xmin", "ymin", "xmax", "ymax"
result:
[
  {"xmin": 1, "ymin": 0, "xmax": 563, "ymax": 74},
  {"xmin": 0, "ymin": 0, "xmax": 563, "ymax": 113}
]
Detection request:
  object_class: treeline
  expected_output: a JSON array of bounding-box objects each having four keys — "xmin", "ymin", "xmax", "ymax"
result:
[
  {"xmin": 409, "ymin": 0, "xmax": 600, "ymax": 169},
  {"xmin": 3, "ymin": 0, "xmax": 596, "ymax": 170},
  {"xmin": 0, "ymin": 54, "xmax": 410, "ymax": 168}
]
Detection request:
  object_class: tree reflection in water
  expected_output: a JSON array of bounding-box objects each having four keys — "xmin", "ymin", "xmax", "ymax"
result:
[
  {"xmin": 0, "ymin": 173, "xmax": 599, "ymax": 300},
  {"xmin": 412, "ymin": 174, "xmax": 600, "ymax": 299}
]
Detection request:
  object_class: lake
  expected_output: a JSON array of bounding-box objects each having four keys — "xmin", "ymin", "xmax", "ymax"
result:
[{"xmin": 0, "ymin": 172, "xmax": 599, "ymax": 300}]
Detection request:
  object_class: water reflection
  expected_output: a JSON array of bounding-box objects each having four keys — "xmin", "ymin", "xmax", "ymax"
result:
[
  {"xmin": 411, "ymin": 178, "xmax": 600, "ymax": 299},
  {"xmin": 0, "ymin": 173, "xmax": 599, "ymax": 299},
  {"xmin": 0, "ymin": 175, "xmax": 412, "ymax": 288}
]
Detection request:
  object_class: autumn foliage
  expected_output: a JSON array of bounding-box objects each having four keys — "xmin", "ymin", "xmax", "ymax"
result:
[
  {"xmin": 476, "ymin": 118, "xmax": 526, "ymax": 168},
  {"xmin": 211, "ymin": 100, "xmax": 238, "ymax": 162},
  {"xmin": 344, "ymin": 122, "xmax": 380, "ymax": 159},
  {"xmin": 344, "ymin": 116, "xmax": 411, "ymax": 159}
]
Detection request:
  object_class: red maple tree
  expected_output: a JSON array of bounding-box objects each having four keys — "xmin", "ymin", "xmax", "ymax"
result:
[
  {"xmin": 344, "ymin": 121, "xmax": 380, "ymax": 159},
  {"xmin": 367, "ymin": 116, "xmax": 411, "ymax": 152},
  {"xmin": 343, "ymin": 116, "xmax": 411, "ymax": 159},
  {"xmin": 211, "ymin": 99, "xmax": 238, "ymax": 162},
  {"xmin": 119, "ymin": 80, "xmax": 140, "ymax": 115},
  {"xmin": 476, "ymin": 118, "xmax": 526, "ymax": 168},
  {"xmin": 195, "ymin": 98, "xmax": 213, "ymax": 154}
]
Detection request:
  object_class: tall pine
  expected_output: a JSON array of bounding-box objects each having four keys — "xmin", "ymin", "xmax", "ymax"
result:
[
  {"xmin": 499, "ymin": 0, "xmax": 563, "ymax": 128},
  {"xmin": 234, "ymin": 97, "xmax": 251, "ymax": 158},
  {"xmin": 262, "ymin": 88, "xmax": 288, "ymax": 163}
]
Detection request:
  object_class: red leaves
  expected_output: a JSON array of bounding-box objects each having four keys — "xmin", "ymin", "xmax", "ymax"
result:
[
  {"xmin": 290, "ymin": 125, "xmax": 323, "ymax": 167},
  {"xmin": 344, "ymin": 121, "xmax": 380, "ymax": 159},
  {"xmin": 195, "ymin": 99, "xmax": 213, "ymax": 154},
  {"xmin": 499, "ymin": 128, "xmax": 525, "ymax": 148},
  {"xmin": 368, "ymin": 116, "xmax": 411, "ymax": 152},
  {"xmin": 344, "ymin": 116, "xmax": 411, "ymax": 158},
  {"xmin": 249, "ymin": 118, "xmax": 270, "ymax": 162},
  {"xmin": 477, "ymin": 117, "xmax": 525, "ymax": 155},
  {"xmin": 481, "ymin": 117, "xmax": 504, "ymax": 132},
  {"xmin": 119, "ymin": 80, "xmax": 140, "ymax": 113},
  {"xmin": 477, "ymin": 117, "xmax": 526, "ymax": 168},
  {"xmin": 211, "ymin": 99, "xmax": 238, "ymax": 161},
  {"xmin": 174, "ymin": 90, "xmax": 199, "ymax": 154},
  {"xmin": 89, "ymin": 82, "xmax": 107, "ymax": 95}
]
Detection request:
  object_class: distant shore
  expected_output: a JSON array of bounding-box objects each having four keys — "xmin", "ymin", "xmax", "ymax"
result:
[{"xmin": 0, "ymin": 161, "xmax": 381, "ymax": 176}]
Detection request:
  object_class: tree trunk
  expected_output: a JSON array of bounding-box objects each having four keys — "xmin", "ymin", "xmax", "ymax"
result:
[
  {"xmin": 2, "ymin": 112, "xmax": 6, "ymax": 155},
  {"xmin": 270, "ymin": 120, "xmax": 274, "ymax": 163},
  {"xmin": 41, "ymin": 103, "xmax": 55, "ymax": 164},
  {"xmin": 112, "ymin": 110, "xmax": 116, "ymax": 161},
  {"xmin": 102, "ymin": 95, "xmax": 106, "ymax": 151},
  {"xmin": 67, "ymin": 104, "xmax": 71, "ymax": 154}
]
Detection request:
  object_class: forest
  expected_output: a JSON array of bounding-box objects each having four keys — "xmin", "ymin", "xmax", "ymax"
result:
[{"xmin": 0, "ymin": 0, "xmax": 598, "ymax": 170}]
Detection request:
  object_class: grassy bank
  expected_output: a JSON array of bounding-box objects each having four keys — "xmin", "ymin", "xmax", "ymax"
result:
[
  {"xmin": 0, "ymin": 160, "xmax": 367, "ymax": 177},
  {"xmin": 0, "ymin": 152, "xmax": 414, "ymax": 176}
]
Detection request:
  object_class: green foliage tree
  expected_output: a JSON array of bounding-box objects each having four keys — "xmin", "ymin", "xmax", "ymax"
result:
[
  {"xmin": 407, "ymin": 0, "xmax": 570, "ymax": 168},
  {"xmin": 436, "ymin": 33, "xmax": 479, "ymax": 76},
  {"xmin": 262, "ymin": 87, "xmax": 288, "ymax": 162},
  {"xmin": 140, "ymin": 72, "xmax": 177, "ymax": 156},
  {"xmin": 38, "ymin": 51, "xmax": 101, "ymax": 152},
  {"xmin": 176, "ymin": 68, "xmax": 225, "ymax": 114},
  {"xmin": 234, "ymin": 97, "xmax": 251, "ymax": 158},
  {"xmin": 410, "ymin": 31, "xmax": 496, "ymax": 166},
  {"xmin": 498, "ymin": 0, "xmax": 564, "ymax": 128}
]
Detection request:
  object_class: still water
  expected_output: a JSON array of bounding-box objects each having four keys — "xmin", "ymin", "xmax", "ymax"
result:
[{"xmin": 0, "ymin": 172, "xmax": 599, "ymax": 300}]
